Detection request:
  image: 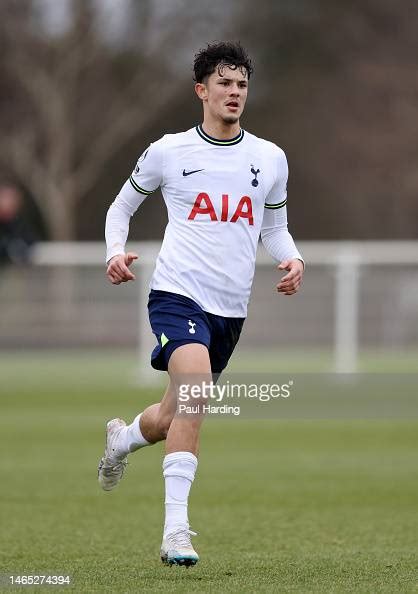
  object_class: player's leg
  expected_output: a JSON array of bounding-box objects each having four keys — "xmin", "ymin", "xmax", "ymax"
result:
[
  {"xmin": 97, "ymin": 339, "xmax": 208, "ymax": 492},
  {"xmin": 159, "ymin": 314, "xmax": 245, "ymax": 561},
  {"xmin": 160, "ymin": 342, "xmax": 211, "ymax": 566},
  {"xmin": 97, "ymin": 341, "xmax": 208, "ymax": 492},
  {"xmin": 165, "ymin": 342, "xmax": 210, "ymax": 454}
]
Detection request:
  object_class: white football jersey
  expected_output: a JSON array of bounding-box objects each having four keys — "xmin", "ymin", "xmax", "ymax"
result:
[{"xmin": 106, "ymin": 125, "xmax": 302, "ymax": 317}]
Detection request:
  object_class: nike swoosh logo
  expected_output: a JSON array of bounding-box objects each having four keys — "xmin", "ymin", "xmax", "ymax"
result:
[{"xmin": 183, "ymin": 169, "xmax": 204, "ymax": 177}]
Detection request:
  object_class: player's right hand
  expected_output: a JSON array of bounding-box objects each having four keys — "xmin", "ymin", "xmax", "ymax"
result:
[{"xmin": 106, "ymin": 252, "xmax": 138, "ymax": 285}]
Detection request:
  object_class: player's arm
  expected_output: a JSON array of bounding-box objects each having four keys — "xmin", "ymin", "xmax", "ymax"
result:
[
  {"xmin": 105, "ymin": 141, "xmax": 163, "ymax": 285},
  {"xmin": 261, "ymin": 150, "xmax": 304, "ymax": 296}
]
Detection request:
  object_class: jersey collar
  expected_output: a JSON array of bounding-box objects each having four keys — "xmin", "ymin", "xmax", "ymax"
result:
[{"xmin": 196, "ymin": 124, "xmax": 244, "ymax": 146}]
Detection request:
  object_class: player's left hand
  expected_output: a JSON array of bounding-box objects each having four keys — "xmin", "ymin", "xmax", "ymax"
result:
[{"xmin": 277, "ymin": 259, "xmax": 304, "ymax": 295}]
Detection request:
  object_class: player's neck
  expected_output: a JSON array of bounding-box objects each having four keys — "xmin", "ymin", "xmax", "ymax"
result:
[{"xmin": 201, "ymin": 118, "xmax": 241, "ymax": 140}]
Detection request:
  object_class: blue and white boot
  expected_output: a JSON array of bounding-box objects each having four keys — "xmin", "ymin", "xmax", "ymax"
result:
[{"xmin": 160, "ymin": 527, "xmax": 199, "ymax": 567}]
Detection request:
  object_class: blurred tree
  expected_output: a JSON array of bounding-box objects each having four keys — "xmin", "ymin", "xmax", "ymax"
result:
[
  {"xmin": 0, "ymin": 0, "xmax": 201, "ymax": 239},
  {"xmin": 1, "ymin": 0, "xmax": 416, "ymax": 240}
]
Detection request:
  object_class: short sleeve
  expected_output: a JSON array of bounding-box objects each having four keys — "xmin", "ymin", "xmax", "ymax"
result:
[
  {"xmin": 129, "ymin": 138, "xmax": 164, "ymax": 196},
  {"xmin": 264, "ymin": 148, "xmax": 288, "ymax": 210}
]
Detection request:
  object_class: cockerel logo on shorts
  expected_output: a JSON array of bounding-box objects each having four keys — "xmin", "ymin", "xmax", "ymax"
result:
[{"xmin": 188, "ymin": 320, "xmax": 196, "ymax": 334}]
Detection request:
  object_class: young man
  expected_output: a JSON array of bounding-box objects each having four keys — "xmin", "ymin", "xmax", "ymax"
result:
[{"xmin": 99, "ymin": 42, "xmax": 304, "ymax": 566}]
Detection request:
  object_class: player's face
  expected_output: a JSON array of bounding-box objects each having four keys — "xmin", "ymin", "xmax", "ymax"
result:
[{"xmin": 200, "ymin": 66, "xmax": 248, "ymax": 125}]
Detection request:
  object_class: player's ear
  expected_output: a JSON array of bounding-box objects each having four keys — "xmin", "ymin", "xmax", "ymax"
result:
[{"xmin": 195, "ymin": 83, "xmax": 208, "ymax": 101}]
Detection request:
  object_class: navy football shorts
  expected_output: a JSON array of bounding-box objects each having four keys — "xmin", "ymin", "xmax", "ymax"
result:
[{"xmin": 148, "ymin": 289, "xmax": 245, "ymax": 374}]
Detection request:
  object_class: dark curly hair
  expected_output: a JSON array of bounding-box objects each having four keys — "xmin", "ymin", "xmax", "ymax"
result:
[{"xmin": 193, "ymin": 41, "xmax": 253, "ymax": 83}]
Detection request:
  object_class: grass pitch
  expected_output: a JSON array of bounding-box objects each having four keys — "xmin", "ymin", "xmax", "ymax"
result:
[{"xmin": 0, "ymin": 353, "xmax": 417, "ymax": 593}]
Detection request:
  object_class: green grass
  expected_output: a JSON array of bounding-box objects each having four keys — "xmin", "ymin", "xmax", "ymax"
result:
[{"xmin": 1, "ymin": 353, "xmax": 418, "ymax": 593}]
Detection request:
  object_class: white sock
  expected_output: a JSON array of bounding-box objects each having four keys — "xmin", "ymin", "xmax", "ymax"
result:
[
  {"xmin": 163, "ymin": 452, "xmax": 198, "ymax": 538},
  {"xmin": 117, "ymin": 413, "xmax": 150, "ymax": 456}
]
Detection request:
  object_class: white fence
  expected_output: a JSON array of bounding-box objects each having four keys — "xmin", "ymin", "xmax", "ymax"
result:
[{"xmin": 1, "ymin": 241, "xmax": 418, "ymax": 380}]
